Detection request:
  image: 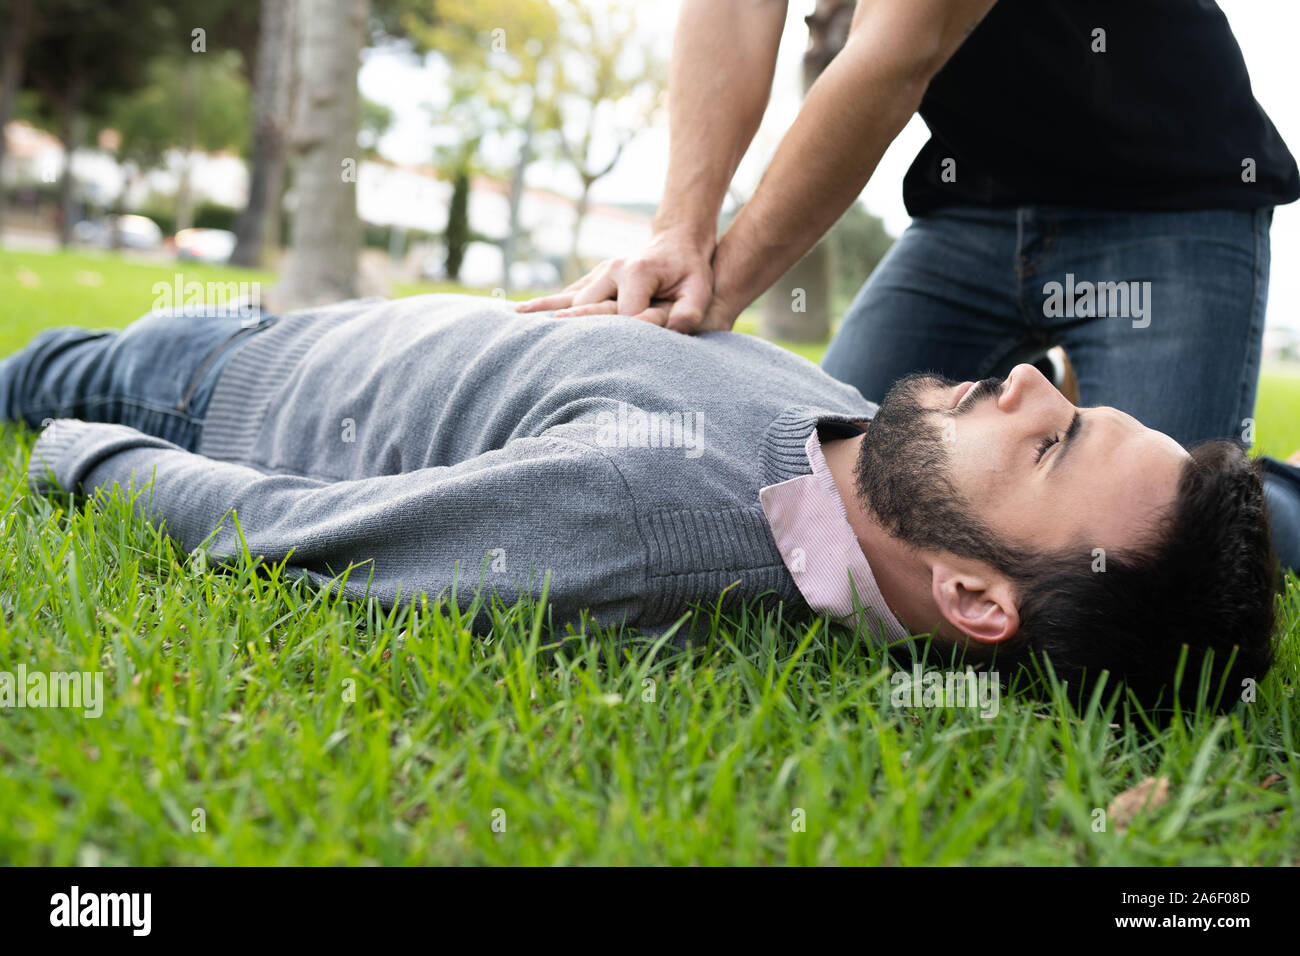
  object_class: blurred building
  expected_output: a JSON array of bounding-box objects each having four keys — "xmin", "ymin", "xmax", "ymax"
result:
[{"xmin": 3, "ymin": 120, "xmax": 653, "ymax": 283}]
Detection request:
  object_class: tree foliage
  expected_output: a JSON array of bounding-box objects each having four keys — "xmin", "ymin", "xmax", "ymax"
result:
[{"xmin": 111, "ymin": 52, "xmax": 251, "ymax": 172}]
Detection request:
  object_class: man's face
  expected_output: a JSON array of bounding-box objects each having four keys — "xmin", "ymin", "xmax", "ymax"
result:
[{"xmin": 858, "ymin": 364, "xmax": 1189, "ymax": 561}]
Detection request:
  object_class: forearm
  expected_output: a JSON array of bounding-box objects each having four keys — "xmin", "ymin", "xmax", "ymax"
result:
[
  {"xmin": 652, "ymin": 0, "xmax": 788, "ymax": 246},
  {"xmin": 711, "ymin": 50, "xmax": 922, "ymax": 310},
  {"xmin": 712, "ymin": 0, "xmax": 997, "ymax": 313}
]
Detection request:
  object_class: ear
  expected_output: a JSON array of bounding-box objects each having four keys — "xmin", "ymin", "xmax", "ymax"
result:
[{"xmin": 930, "ymin": 559, "xmax": 1020, "ymax": 645}]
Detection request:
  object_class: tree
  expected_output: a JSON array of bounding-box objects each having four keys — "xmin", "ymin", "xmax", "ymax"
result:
[
  {"xmin": 0, "ymin": 0, "xmax": 36, "ymax": 236},
  {"xmin": 111, "ymin": 52, "xmax": 249, "ymax": 235},
  {"xmin": 545, "ymin": 0, "xmax": 663, "ymax": 280},
  {"xmin": 274, "ymin": 0, "xmax": 368, "ymax": 309},
  {"xmin": 482, "ymin": 2, "xmax": 561, "ymax": 291},
  {"xmin": 359, "ymin": 97, "xmax": 394, "ymax": 158},
  {"xmin": 404, "ymin": 0, "xmax": 560, "ymax": 290},
  {"xmin": 428, "ymin": 71, "xmax": 502, "ymax": 282},
  {"xmin": 270, "ymin": 0, "xmax": 441, "ymax": 302},
  {"xmin": 826, "ymin": 200, "xmax": 893, "ymax": 312},
  {"xmin": 21, "ymin": 0, "xmax": 183, "ymax": 245},
  {"xmin": 444, "ymin": 165, "xmax": 472, "ymax": 280},
  {"xmin": 761, "ymin": 0, "xmax": 856, "ymax": 342},
  {"xmin": 230, "ymin": 0, "xmax": 295, "ymax": 268}
]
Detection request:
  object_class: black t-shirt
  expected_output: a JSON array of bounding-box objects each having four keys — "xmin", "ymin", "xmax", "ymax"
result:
[{"xmin": 904, "ymin": 0, "xmax": 1300, "ymax": 215}]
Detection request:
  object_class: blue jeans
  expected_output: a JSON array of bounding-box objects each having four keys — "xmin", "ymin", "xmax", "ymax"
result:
[
  {"xmin": 0, "ymin": 305, "xmax": 281, "ymax": 454},
  {"xmin": 820, "ymin": 204, "xmax": 1300, "ymax": 574}
]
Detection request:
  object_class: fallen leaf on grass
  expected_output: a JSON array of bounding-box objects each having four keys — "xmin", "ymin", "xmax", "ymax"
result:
[{"xmin": 1108, "ymin": 776, "xmax": 1170, "ymax": 829}]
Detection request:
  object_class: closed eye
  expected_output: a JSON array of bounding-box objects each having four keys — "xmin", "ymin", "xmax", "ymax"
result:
[
  {"xmin": 1034, "ymin": 433, "xmax": 1060, "ymax": 463},
  {"xmin": 1037, "ymin": 411, "xmax": 1084, "ymax": 468}
]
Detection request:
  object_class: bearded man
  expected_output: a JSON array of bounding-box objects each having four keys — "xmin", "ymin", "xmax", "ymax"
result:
[{"xmin": 1, "ymin": 294, "xmax": 1278, "ymax": 711}]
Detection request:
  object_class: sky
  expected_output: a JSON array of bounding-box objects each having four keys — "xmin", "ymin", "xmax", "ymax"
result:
[{"xmin": 361, "ymin": 0, "xmax": 1300, "ymax": 330}]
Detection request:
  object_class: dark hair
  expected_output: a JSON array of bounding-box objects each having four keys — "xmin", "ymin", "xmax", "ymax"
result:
[{"xmin": 968, "ymin": 440, "xmax": 1278, "ymax": 714}]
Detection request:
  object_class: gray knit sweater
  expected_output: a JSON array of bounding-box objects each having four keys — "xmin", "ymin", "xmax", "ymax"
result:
[{"xmin": 27, "ymin": 294, "xmax": 878, "ymax": 635}]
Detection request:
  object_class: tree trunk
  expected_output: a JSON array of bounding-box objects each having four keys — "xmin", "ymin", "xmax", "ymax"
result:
[
  {"xmin": 267, "ymin": 162, "xmax": 288, "ymax": 254},
  {"xmin": 274, "ymin": 0, "xmax": 365, "ymax": 308},
  {"xmin": 0, "ymin": 0, "xmax": 35, "ymax": 238},
  {"xmin": 760, "ymin": 0, "xmax": 855, "ymax": 342},
  {"xmin": 173, "ymin": 59, "xmax": 200, "ymax": 233},
  {"xmin": 174, "ymin": 151, "xmax": 196, "ymax": 233},
  {"xmin": 231, "ymin": 0, "xmax": 294, "ymax": 268},
  {"xmin": 56, "ymin": 87, "xmax": 84, "ymax": 248},
  {"xmin": 761, "ymin": 246, "xmax": 832, "ymax": 341},
  {"xmin": 501, "ymin": 95, "xmax": 535, "ymax": 292},
  {"xmin": 566, "ymin": 179, "xmax": 592, "ymax": 282}
]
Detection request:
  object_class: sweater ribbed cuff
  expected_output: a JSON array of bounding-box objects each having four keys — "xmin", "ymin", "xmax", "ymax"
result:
[
  {"xmin": 27, "ymin": 419, "xmax": 174, "ymax": 496},
  {"xmin": 26, "ymin": 419, "xmax": 102, "ymax": 493}
]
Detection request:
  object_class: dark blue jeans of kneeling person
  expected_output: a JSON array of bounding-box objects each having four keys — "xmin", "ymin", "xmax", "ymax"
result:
[
  {"xmin": 0, "ymin": 305, "xmax": 280, "ymax": 453},
  {"xmin": 1, "ymin": 301, "xmax": 1299, "ymax": 577},
  {"xmin": 821, "ymin": 204, "xmax": 1300, "ymax": 579}
]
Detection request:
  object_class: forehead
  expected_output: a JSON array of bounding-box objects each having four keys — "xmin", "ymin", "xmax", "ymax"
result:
[{"xmin": 1051, "ymin": 410, "xmax": 1188, "ymax": 550}]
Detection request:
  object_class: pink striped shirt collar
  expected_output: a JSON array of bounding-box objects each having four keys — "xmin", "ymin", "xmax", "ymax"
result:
[{"xmin": 758, "ymin": 427, "xmax": 910, "ymax": 646}]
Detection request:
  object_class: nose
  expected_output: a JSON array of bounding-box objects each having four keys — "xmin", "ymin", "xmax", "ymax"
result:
[{"xmin": 996, "ymin": 363, "xmax": 1054, "ymax": 411}]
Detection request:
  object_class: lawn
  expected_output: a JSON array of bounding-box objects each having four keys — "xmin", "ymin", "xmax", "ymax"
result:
[{"xmin": 1, "ymin": 248, "xmax": 1297, "ymax": 865}]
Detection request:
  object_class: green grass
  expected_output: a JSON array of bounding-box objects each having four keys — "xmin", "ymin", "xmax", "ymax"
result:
[
  {"xmin": 1, "ymin": 248, "xmax": 1298, "ymax": 865},
  {"xmin": 1254, "ymin": 365, "xmax": 1300, "ymax": 460}
]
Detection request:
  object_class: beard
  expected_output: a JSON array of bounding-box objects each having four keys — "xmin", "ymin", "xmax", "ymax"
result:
[{"xmin": 856, "ymin": 372, "xmax": 1007, "ymax": 561}]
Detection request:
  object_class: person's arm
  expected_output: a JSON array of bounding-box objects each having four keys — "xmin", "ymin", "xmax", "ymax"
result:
[
  {"xmin": 27, "ymin": 420, "xmax": 647, "ymax": 626},
  {"xmin": 651, "ymin": 0, "xmax": 788, "ymax": 264},
  {"xmin": 703, "ymin": 0, "xmax": 998, "ymax": 329},
  {"xmin": 530, "ymin": 0, "xmax": 998, "ymax": 333},
  {"xmin": 516, "ymin": 0, "xmax": 788, "ymax": 330}
]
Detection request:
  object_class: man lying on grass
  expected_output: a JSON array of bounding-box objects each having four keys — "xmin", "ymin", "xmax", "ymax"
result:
[{"xmin": 0, "ymin": 293, "xmax": 1280, "ymax": 711}]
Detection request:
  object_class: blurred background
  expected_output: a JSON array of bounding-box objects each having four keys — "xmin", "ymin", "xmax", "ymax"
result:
[{"xmin": 0, "ymin": 0, "xmax": 1297, "ymax": 365}]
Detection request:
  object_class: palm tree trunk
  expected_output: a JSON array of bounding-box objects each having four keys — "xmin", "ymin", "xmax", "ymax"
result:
[
  {"xmin": 275, "ymin": 0, "xmax": 365, "ymax": 308},
  {"xmin": 231, "ymin": 0, "xmax": 294, "ymax": 268},
  {"xmin": 566, "ymin": 180, "xmax": 592, "ymax": 282}
]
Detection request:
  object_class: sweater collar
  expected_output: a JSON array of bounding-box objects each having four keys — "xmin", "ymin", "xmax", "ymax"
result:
[
  {"xmin": 758, "ymin": 405, "xmax": 911, "ymax": 646},
  {"xmin": 760, "ymin": 405, "xmax": 877, "ymax": 487}
]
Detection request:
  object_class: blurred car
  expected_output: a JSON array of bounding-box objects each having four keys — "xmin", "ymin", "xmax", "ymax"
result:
[
  {"xmin": 174, "ymin": 228, "xmax": 237, "ymax": 264},
  {"xmin": 71, "ymin": 214, "xmax": 164, "ymax": 250}
]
